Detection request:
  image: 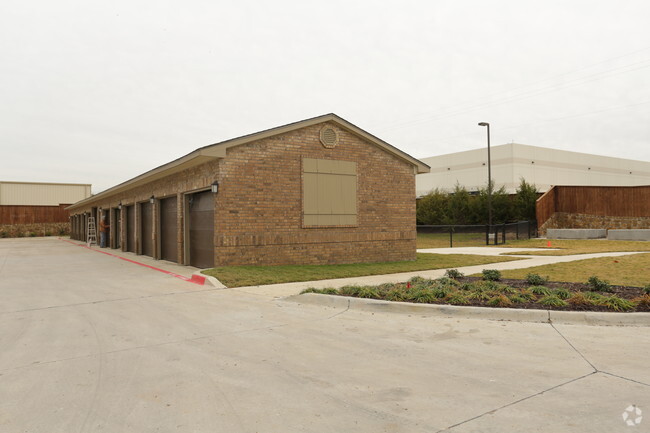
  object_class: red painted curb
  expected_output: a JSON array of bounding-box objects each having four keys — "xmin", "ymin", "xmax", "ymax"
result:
[
  {"xmin": 191, "ymin": 274, "xmax": 207, "ymax": 285},
  {"xmin": 59, "ymin": 238, "xmax": 203, "ymax": 285}
]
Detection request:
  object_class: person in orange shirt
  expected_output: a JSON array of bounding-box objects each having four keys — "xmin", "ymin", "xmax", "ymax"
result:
[{"xmin": 99, "ymin": 216, "xmax": 110, "ymax": 248}]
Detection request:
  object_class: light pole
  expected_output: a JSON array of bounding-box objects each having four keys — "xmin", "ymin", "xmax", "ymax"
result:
[{"xmin": 478, "ymin": 122, "xmax": 492, "ymax": 227}]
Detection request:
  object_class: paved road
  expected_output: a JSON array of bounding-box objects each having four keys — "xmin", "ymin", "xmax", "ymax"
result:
[{"xmin": 1, "ymin": 238, "xmax": 648, "ymax": 433}]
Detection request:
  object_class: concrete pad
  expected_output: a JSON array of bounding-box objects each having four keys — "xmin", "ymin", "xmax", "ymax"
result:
[
  {"xmin": 547, "ymin": 228, "xmax": 607, "ymax": 239},
  {"xmin": 608, "ymin": 229, "xmax": 650, "ymax": 241},
  {"xmin": 1, "ymin": 238, "xmax": 649, "ymax": 433}
]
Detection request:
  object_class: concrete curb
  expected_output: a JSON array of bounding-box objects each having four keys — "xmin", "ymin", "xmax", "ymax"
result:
[
  {"xmin": 194, "ymin": 271, "xmax": 227, "ymax": 288},
  {"xmin": 286, "ymin": 293, "xmax": 650, "ymax": 327}
]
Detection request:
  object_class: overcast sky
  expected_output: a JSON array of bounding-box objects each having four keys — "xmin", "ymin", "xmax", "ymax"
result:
[{"xmin": 2, "ymin": 0, "xmax": 649, "ymax": 193}]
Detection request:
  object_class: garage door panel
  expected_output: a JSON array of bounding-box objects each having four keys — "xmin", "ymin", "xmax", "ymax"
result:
[
  {"xmin": 141, "ymin": 202, "xmax": 153, "ymax": 257},
  {"xmin": 189, "ymin": 191, "xmax": 214, "ymax": 268},
  {"xmin": 160, "ymin": 197, "xmax": 177, "ymax": 262},
  {"xmin": 126, "ymin": 206, "xmax": 135, "ymax": 253}
]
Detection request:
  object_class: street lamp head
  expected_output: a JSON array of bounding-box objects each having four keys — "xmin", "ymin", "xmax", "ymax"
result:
[{"xmin": 478, "ymin": 122, "xmax": 489, "ymax": 127}]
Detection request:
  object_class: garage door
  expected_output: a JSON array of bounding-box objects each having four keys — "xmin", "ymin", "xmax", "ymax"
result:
[
  {"xmin": 126, "ymin": 205, "xmax": 136, "ymax": 253},
  {"xmin": 141, "ymin": 202, "xmax": 153, "ymax": 257},
  {"xmin": 160, "ymin": 197, "xmax": 177, "ymax": 262},
  {"xmin": 189, "ymin": 191, "xmax": 214, "ymax": 268},
  {"xmin": 113, "ymin": 208, "xmax": 121, "ymax": 249}
]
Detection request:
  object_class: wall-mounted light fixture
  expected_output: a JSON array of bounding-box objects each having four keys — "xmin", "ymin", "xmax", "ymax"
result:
[
  {"xmin": 149, "ymin": 196, "xmax": 155, "ymax": 204},
  {"xmin": 211, "ymin": 181, "xmax": 219, "ymax": 194},
  {"xmin": 118, "ymin": 202, "xmax": 122, "ymax": 210}
]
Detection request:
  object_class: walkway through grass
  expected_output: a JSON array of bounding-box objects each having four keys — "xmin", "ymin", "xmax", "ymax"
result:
[{"xmin": 202, "ymin": 253, "xmax": 521, "ymax": 288}]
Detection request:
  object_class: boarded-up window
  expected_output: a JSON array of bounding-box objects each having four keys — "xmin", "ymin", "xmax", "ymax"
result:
[{"xmin": 303, "ymin": 158, "xmax": 357, "ymax": 226}]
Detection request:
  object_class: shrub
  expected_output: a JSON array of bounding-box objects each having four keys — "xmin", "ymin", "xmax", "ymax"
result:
[
  {"xmin": 525, "ymin": 273, "xmax": 548, "ymax": 286},
  {"xmin": 445, "ymin": 269, "xmax": 464, "ymax": 279},
  {"xmin": 482, "ymin": 269, "xmax": 502, "ymax": 281},
  {"xmin": 435, "ymin": 277, "xmax": 460, "ymax": 288},
  {"xmin": 519, "ymin": 290, "xmax": 537, "ymax": 301},
  {"xmin": 386, "ymin": 288, "xmax": 407, "ymax": 302},
  {"xmin": 552, "ymin": 288, "xmax": 572, "ymax": 300},
  {"xmin": 0, "ymin": 231, "xmax": 7, "ymax": 238},
  {"xmin": 408, "ymin": 276, "xmax": 428, "ymax": 285},
  {"xmin": 408, "ymin": 289, "xmax": 438, "ymax": 303},
  {"xmin": 584, "ymin": 292, "xmax": 607, "ymax": 303},
  {"xmin": 28, "ymin": 232, "xmax": 37, "ymax": 237},
  {"xmin": 599, "ymin": 296, "xmax": 635, "ymax": 312},
  {"xmin": 339, "ymin": 285, "xmax": 362, "ymax": 297},
  {"xmin": 459, "ymin": 283, "xmax": 473, "ymax": 291},
  {"xmin": 633, "ymin": 295, "xmax": 650, "ymax": 310},
  {"xmin": 487, "ymin": 294, "xmax": 512, "ymax": 307},
  {"xmin": 508, "ymin": 295, "xmax": 527, "ymax": 304},
  {"xmin": 529, "ymin": 286, "xmax": 552, "ymax": 296},
  {"xmin": 301, "ymin": 288, "xmax": 322, "ymax": 294},
  {"xmin": 643, "ymin": 284, "xmax": 650, "ymax": 295},
  {"xmin": 539, "ymin": 295, "xmax": 568, "ymax": 308},
  {"xmin": 498, "ymin": 285, "xmax": 517, "ymax": 295},
  {"xmin": 587, "ymin": 276, "xmax": 612, "ymax": 292},
  {"xmin": 431, "ymin": 287, "xmax": 451, "ymax": 299},
  {"xmin": 467, "ymin": 290, "xmax": 491, "ymax": 301},
  {"xmin": 567, "ymin": 293, "xmax": 595, "ymax": 308},
  {"xmin": 44, "ymin": 231, "xmax": 52, "ymax": 237},
  {"xmin": 446, "ymin": 293, "xmax": 469, "ymax": 305},
  {"xmin": 320, "ymin": 288, "xmax": 339, "ymax": 295},
  {"xmin": 356, "ymin": 286, "xmax": 379, "ymax": 299}
]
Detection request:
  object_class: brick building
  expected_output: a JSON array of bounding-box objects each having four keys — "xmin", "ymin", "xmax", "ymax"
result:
[{"xmin": 67, "ymin": 114, "xmax": 430, "ymax": 268}]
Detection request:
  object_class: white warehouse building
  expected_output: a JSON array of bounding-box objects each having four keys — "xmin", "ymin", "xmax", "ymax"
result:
[{"xmin": 416, "ymin": 143, "xmax": 650, "ymax": 197}]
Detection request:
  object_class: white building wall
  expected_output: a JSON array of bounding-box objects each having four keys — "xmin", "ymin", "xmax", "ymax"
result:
[
  {"xmin": 416, "ymin": 143, "xmax": 650, "ymax": 196},
  {"xmin": 0, "ymin": 181, "xmax": 91, "ymax": 206}
]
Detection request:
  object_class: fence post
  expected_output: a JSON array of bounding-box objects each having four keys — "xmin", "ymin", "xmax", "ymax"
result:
[
  {"xmin": 449, "ymin": 226, "xmax": 453, "ymax": 248},
  {"xmin": 502, "ymin": 223, "xmax": 506, "ymax": 244},
  {"xmin": 485, "ymin": 225, "xmax": 489, "ymax": 245}
]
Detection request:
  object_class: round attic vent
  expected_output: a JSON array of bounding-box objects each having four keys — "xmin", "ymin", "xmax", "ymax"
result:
[{"xmin": 319, "ymin": 126, "xmax": 339, "ymax": 148}]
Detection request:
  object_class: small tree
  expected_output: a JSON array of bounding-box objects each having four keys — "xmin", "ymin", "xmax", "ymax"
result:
[
  {"xmin": 416, "ymin": 189, "xmax": 450, "ymax": 225},
  {"xmin": 447, "ymin": 183, "xmax": 472, "ymax": 225},
  {"xmin": 515, "ymin": 178, "xmax": 538, "ymax": 221}
]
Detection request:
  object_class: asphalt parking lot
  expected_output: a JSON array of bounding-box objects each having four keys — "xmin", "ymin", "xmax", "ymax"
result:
[{"xmin": 1, "ymin": 238, "xmax": 648, "ymax": 433}]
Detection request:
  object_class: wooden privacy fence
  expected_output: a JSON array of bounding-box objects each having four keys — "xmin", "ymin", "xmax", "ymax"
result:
[
  {"xmin": 536, "ymin": 185, "xmax": 650, "ymax": 228},
  {"xmin": 0, "ymin": 204, "xmax": 71, "ymax": 224}
]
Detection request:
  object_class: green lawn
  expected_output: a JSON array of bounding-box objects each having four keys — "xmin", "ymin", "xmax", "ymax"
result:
[
  {"xmin": 489, "ymin": 253, "xmax": 650, "ymax": 287},
  {"xmin": 202, "ymin": 253, "xmax": 522, "ymax": 288},
  {"xmin": 498, "ymin": 238, "xmax": 650, "ymax": 256}
]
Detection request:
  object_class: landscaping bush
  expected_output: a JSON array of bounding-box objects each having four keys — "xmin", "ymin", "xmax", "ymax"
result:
[
  {"xmin": 539, "ymin": 295, "xmax": 568, "ymax": 308},
  {"xmin": 446, "ymin": 293, "xmax": 469, "ymax": 305},
  {"xmin": 552, "ymin": 288, "xmax": 572, "ymax": 300},
  {"xmin": 567, "ymin": 292, "xmax": 595, "ymax": 308},
  {"xmin": 487, "ymin": 294, "xmax": 512, "ymax": 307},
  {"xmin": 633, "ymin": 295, "xmax": 650, "ymax": 310},
  {"xmin": 643, "ymin": 284, "xmax": 650, "ymax": 295},
  {"xmin": 529, "ymin": 286, "xmax": 552, "ymax": 296},
  {"xmin": 587, "ymin": 276, "xmax": 612, "ymax": 292},
  {"xmin": 599, "ymin": 295, "xmax": 636, "ymax": 312},
  {"xmin": 482, "ymin": 269, "xmax": 502, "ymax": 281},
  {"xmin": 525, "ymin": 273, "xmax": 548, "ymax": 286},
  {"xmin": 444, "ymin": 269, "xmax": 464, "ymax": 279}
]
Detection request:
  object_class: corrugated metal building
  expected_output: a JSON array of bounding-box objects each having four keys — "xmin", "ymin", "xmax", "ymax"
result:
[
  {"xmin": 416, "ymin": 143, "xmax": 650, "ymax": 196},
  {"xmin": 0, "ymin": 181, "xmax": 91, "ymax": 206},
  {"xmin": 0, "ymin": 181, "xmax": 91, "ymax": 225}
]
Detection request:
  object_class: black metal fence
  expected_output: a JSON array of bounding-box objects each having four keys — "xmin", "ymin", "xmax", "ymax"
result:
[{"xmin": 417, "ymin": 221, "xmax": 537, "ymax": 248}]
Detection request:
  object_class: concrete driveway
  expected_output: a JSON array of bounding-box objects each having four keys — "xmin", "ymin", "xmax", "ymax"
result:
[{"xmin": 0, "ymin": 238, "xmax": 648, "ymax": 433}]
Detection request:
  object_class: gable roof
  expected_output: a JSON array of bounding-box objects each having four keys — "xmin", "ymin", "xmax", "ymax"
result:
[{"xmin": 68, "ymin": 113, "xmax": 429, "ymax": 210}]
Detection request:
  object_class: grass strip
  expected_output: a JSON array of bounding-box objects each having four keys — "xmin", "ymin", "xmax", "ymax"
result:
[
  {"xmin": 490, "ymin": 253, "xmax": 650, "ymax": 287},
  {"xmin": 202, "ymin": 253, "xmax": 521, "ymax": 288},
  {"xmin": 496, "ymin": 239, "xmax": 650, "ymax": 256}
]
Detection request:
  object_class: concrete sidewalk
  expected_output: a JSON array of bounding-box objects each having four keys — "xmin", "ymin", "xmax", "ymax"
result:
[{"xmin": 231, "ymin": 250, "xmax": 648, "ymax": 298}]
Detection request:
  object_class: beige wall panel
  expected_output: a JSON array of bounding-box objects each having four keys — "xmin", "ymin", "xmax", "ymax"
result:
[{"xmin": 0, "ymin": 182, "xmax": 91, "ymax": 205}]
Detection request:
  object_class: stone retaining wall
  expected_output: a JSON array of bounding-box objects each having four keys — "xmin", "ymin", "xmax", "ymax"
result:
[
  {"xmin": 539, "ymin": 212, "xmax": 650, "ymax": 236},
  {"xmin": 0, "ymin": 222, "xmax": 70, "ymax": 238}
]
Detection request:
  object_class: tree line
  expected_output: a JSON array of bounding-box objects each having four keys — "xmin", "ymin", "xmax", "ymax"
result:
[{"xmin": 416, "ymin": 179, "xmax": 538, "ymax": 225}]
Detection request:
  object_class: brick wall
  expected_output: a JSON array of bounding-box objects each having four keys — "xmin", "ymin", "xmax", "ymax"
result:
[{"xmin": 68, "ymin": 121, "xmax": 417, "ymax": 266}]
